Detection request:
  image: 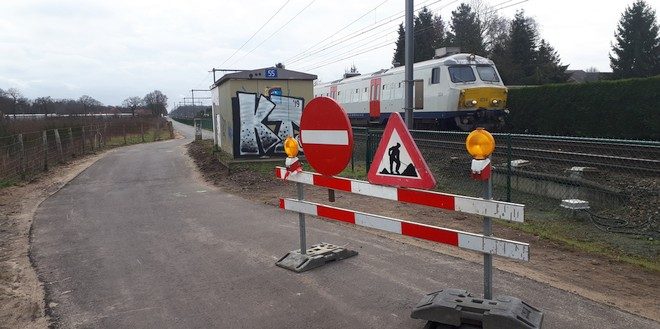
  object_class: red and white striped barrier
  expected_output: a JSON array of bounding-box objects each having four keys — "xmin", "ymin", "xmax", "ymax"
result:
[
  {"xmin": 280, "ymin": 198, "xmax": 529, "ymax": 261},
  {"xmin": 275, "ymin": 167, "xmax": 524, "ymax": 222}
]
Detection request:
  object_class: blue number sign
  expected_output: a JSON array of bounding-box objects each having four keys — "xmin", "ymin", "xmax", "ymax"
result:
[{"xmin": 265, "ymin": 68, "xmax": 278, "ymax": 79}]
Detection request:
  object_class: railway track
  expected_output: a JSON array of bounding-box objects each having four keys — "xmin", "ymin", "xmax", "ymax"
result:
[{"xmin": 355, "ymin": 129, "xmax": 660, "ymax": 175}]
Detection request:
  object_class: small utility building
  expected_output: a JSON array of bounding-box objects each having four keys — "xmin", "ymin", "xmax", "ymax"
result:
[{"xmin": 210, "ymin": 67, "xmax": 317, "ymax": 158}]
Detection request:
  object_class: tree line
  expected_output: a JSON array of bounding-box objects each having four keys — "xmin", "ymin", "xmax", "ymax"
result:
[
  {"xmin": 392, "ymin": 0, "xmax": 659, "ymax": 85},
  {"xmin": 0, "ymin": 89, "xmax": 169, "ymax": 117}
]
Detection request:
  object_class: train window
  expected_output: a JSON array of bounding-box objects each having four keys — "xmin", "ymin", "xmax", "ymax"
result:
[
  {"xmin": 476, "ymin": 65, "xmax": 500, "ymax": 82},
  {"xmin": 448, "ymin": 65, "xmax": 476, "ymax": 83},
  {"xmin": 431, "ymin": 68, "xmax": 441, "ymax": 84},
  {"xmin": 364, "ymin": 87, "xmax": 367, "ymax": 92}
]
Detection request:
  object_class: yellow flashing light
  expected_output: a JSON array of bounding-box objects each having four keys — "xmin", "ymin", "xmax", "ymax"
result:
[
  {"xmin": 284, "ymin": 136, "xmax": 299, "ymax": 158},
  {"xmin": 466, "ymin": 128, "xmax": 495, "ymax": 160}
]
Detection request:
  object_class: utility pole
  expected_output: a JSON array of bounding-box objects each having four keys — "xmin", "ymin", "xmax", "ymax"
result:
[
  {"xmin": 209, "ymin": 68, "xmax": 247, "ymax": 85},
  {"xmin": 190, "ymin": 89, "xmax": 209, "ymax": 110},
  {"xmin": 404, "ymin": 0, "xmax": 414, "ymax": 129}
]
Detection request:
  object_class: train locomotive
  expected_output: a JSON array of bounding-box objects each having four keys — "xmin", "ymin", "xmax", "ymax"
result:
[{"xmin": 314, "ymin": 49, "xmax": 508, "ymax": 131}]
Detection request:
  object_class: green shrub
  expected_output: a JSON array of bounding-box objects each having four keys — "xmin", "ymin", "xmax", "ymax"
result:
[{"xmin": 506, "ymin": 76, "xmax": 660, "ymax": 140}]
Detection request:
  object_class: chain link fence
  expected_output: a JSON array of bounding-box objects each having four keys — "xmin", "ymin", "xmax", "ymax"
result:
[
  {"xmin": 351, "ymin": 127, "xmax": 659, "ymax": 257},
  {"xmin": 0, "ymin": 117, "xmax": 173, "ymax": 185}
]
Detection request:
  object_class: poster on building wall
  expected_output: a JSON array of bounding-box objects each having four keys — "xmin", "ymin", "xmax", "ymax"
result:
[{"xmin": 232, "ymin": 91, "xmax": 305, "ymax": 158}]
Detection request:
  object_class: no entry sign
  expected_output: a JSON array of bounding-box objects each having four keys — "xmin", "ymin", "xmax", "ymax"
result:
[{"xmin": 300, "ymin": 97, "xmax": 353, "ymax": 176}]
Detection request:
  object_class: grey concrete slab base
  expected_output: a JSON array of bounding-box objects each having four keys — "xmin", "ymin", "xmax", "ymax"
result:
[
  {"xmin": 276, "ymin": 243, "xmax": 358, "ymax": 273},
  {"xmin": 411, "ymin": 288, "xmax": 543, "ymax": 329}
]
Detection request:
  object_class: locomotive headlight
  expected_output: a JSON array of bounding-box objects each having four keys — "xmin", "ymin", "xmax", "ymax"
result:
[
  {"xmin": 465, "ymin": 99, "xmax": 477, "ymax": 107},
  {"xmin": 492, "ymin": 99, "xmax": 499, "ymax": 105}
]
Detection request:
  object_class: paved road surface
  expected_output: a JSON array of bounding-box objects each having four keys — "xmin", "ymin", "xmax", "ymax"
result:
[{"xmin": 31, "ymin": 121, "xmax": 657, "ymax": 328}]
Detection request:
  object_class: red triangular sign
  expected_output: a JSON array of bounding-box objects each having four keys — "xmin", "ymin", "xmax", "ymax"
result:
[{"xmin": 368, "ymin": 113, "xmax": 436, "ymax": 189}]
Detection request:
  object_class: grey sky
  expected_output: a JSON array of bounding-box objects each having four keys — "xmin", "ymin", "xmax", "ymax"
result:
[{"xmin": 0, "ymin": 0, "xmax": 653, "ymax": 107}]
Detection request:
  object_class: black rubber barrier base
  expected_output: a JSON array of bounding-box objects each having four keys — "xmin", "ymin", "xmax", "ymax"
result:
[
  {"xmin": 276, "ymin": 243, "xmax": 358, "ymax": 273},
  {"xmin": 411, "ymin": 288, "xmax": 543, "ymax": 329}
]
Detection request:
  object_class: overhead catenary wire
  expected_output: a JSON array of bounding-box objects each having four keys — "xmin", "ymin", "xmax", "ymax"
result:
[
  {"xmin": 229, "ymin": 0, "xmax": 316, "ymax": 67},
  {"xmin": 297, "ymin": 7, "xmax": 452, "ymax": 72},
  {"xmin": 296, "ymin": 0, "xmax": 527, "ymax": 73},
  {"xmin": 288, "ymin": 0, "xmax": 446, "ymax": 66},
  {"xmin": 286, "ymin": 0, "xmax": 441, "ymax": 64},
  {"xmin": 285, "ymin": 0, "xmax": 395, "ymax": 64},
  {"xmin": 183, "ymin": 0, "xmax": 291, "ymax": 99},
  {"xmin": 218, "ymin": 0, "xmax": 291, "ymax": 68}
]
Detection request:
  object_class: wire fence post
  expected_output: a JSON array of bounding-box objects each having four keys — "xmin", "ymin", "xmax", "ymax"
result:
[
  {"xmin": 54, "ymin": 129, "xmax": 63, "ymax": 162},
  {"xmin": 365, "ymin": 127, "xmax": 371, "ymax": 172},
  {"xmin": 141, "ymin": 123, "xmax": 145, "ymax": 142},
  {"xmin": 18, "ymin": 133, "xmax": 25, "ymax": 179},
  {"xmin": 506, "ymin": 133, "xmax": 512, "ymax": 202},
  {"xmin": 123, "ymin": 125, "xmax": 127, "ymax": 145},
  {"xmin": 81, "ymin": 126, "xmax": 86, "ymax": 154},
  {"xmin": 42, "ymin": 130, "xmax": 48, "ymax": 171},
  {"xmin": 68, "ymin": 128, "xmax": 74, "ymax": 156},
  {"xmin": 103, "ymin": 123, "xmax": 107, "ymax": 146}
]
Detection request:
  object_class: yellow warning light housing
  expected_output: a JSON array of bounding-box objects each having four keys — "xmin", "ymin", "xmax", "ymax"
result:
[
  {"xmin": 465, "ymin": 128, "xmax": 495, "ymax": 160},
  {"xmin": 284, "ymin": 136, "xmax": 299, "ymax": 158}
]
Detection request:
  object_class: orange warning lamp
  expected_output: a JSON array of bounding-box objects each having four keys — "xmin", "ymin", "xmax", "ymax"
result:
[
  {"xmin": 465, "ymin": 128, "xmax": 495, "ymax": 160},
  {"xmin": 284, "ymin": 136, "xmax": 299, "ymax": 158}
]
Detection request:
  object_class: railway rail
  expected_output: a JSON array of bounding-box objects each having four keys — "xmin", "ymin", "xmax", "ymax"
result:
[{"xmin": 355, "ymin": 129, "xmax": 660, "ymax": 175}]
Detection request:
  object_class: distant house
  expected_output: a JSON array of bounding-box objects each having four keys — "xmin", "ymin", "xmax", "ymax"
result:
[{"xmin": 567, "ymin": 70, "xmax": 613, "ymax": 83}]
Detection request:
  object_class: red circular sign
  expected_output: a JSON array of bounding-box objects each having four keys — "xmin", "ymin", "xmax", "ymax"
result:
[{"xmin": 300, "ymin": 97, "xmax": 354, "ymax": 176}]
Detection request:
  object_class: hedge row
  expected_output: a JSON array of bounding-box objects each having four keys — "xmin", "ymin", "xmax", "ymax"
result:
[{"xmin": 505, "ymin": 76, "xmax": 659, "ymax": 140}]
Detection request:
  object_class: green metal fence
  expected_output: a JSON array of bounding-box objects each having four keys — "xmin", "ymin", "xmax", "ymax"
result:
[
  {"xmin": 350, "ymin": 127, "xmax": 659, "ymax": 256},
  {"xmin": 172, "ymin": 117, "xmax": 213, "ymax": 131}
]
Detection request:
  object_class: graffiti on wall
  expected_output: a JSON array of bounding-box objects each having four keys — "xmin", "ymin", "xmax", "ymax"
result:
[{"xmin": 232, "ymin": 91, "xmax": 304, "ymax": 157}]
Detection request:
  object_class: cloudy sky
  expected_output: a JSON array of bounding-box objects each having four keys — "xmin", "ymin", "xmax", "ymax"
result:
[{"xmin": 0, "ymin": 0, "xmax": 649, "ymax": 107}]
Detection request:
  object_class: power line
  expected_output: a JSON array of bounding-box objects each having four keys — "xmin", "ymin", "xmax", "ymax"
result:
[
  {"xmin": 288, "ymin": 0, "xmax": 443, "ymax": 66},
  {"xmin": 293, "ymin": 0, "xmax": 456, "ymax": 70},
  {"xmin": 296, "ymin": 0, "xmax": 527, "ymax": 73},
  {"xmin": 285, "ymin": 0, "xmax": 394, "ymax": 63},
  {"xmin": 229, "ymin": 0, "xmax": 316, "ymax": 67},
  {"xmin": 288, "ymin": 0, "xmax": 447, "ymax": 66},
  {"xmin": 218, "ymin": 0, "xmax": 291, "ymax": 68}
]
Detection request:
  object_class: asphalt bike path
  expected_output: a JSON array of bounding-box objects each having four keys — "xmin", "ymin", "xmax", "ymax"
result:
[{"xmin": 30, "ymin": 120, "xmax": 657, "ymax": 328}]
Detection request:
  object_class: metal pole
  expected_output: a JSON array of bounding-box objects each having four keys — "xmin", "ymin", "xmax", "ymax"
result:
[
  {"xmin": 483, "ymin": 174, "xmax": 493, "ymax": 299},
  {"xmin": 404, "ymin": 0, "xmax": 414, "ymax": 129},
  {"xmin": 506, "ymin": 133, "xmax": 512, "ymax": 202},
  {"xmin": 191, "ymin": 90, "xmax": 195, "ymax": 108},
  {"xmin": 297, "ymin": 182, "xmax": 307, "ymax": 255}
]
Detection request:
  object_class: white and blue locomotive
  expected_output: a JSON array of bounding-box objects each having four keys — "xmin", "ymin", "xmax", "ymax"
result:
[{"xmin": 314, "ymin": 50, "xmax": 508, "ymax": 130}]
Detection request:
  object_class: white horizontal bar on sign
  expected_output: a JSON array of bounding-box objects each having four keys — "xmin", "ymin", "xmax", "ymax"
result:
[
  {"xmin": 454, "ymin": 196, "xmax": 525, "ymax": 223},
  {"xmin": 458, "ymin": 233, "xmax": 529, "ymax": 261},
  {"xmin": 281, "ymin": 198, "xmax": 529, "ymax": 261},
  {"xmin": 301, "ymin": 130, "xmax": 349, "ymax": 145}
]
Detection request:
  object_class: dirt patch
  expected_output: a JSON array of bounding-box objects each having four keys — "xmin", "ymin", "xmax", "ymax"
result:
[
  {"xmin": 187, "ymin": 140, "xmax": 660, "ymax": 322},
  {"xmin": 0, "ymin": 152, "xmax": 108, "ymax": 329}
]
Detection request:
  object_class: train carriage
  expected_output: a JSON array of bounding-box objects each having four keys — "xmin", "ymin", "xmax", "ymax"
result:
[{"xmin": 314, "ymin": 49, "xmax": 508, "ymax": 131}]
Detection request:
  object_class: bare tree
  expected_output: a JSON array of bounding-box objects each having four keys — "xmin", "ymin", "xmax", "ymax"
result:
[
  {"xmin": 5, "ymin": 88, "xmax": 23, "ymax": 117},
  {"xmin": 586, "ymin": 66, "xmax": 599, "ymax": 73},
  {"xmin": 78, "ymin": 95, "xmax": 102, "ymax": 116},
  {"xmin": 34, "ymin": 96, "xmax": 53, "ymax": 116},
  {"xmin": 470, "ymin": 0, "xmax": 510, "ymax": 53},
  {"xmin": 122, "ymin": 96, "xmax": 143, "ymax": 117}
]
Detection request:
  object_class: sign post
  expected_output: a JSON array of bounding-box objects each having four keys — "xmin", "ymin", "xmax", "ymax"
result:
[
  {"xmin": 275, "ymin": 98, "xmax": 358, "ymax": 273},
  {"xmin": 466, "ymin": 128, "xmax": 496, "ymax": 298}
]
